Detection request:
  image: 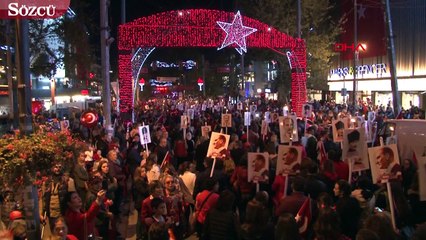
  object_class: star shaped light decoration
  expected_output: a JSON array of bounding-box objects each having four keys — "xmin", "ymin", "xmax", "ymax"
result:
[
  {"xmin": 358, "ymin": 4, "xmax": 366, "ymax": 19},
  {"xmin": 217, "ymin": 11, "xmax": 257, "ymax": 55}
]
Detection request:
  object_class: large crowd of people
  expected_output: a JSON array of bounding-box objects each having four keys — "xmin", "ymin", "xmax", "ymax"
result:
[{"xmin": 1, "ymin": 96, "xmax": 426, "ymax": 240}]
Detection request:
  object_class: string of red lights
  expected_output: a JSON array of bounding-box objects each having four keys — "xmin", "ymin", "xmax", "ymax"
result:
[{"xmin": 118, "ymin": 9, "xmax": 306, "ymax": 116}]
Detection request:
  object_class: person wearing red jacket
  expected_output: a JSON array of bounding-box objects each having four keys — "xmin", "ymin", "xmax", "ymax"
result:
[{"xmin": 64, "ymin": 190, "xmax": 105, "ymax": 240}]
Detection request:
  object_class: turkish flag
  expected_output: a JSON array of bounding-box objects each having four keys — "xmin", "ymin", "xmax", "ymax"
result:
[
  {"xmin": 160, "ymin": 151, "xmax": 171, "ymax": 169},
  {"xmin": 339, "ymin": 0, "xmax": 387, "ymax": 60},
  {"xmin": 295, "ymin": 197, "xmax": 311, "ymax": 236}
]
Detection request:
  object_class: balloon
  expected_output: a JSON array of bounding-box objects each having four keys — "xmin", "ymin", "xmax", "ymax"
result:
[{"xmin": 80, "ymin": 110, "xmax": 99, "ymax": 128}]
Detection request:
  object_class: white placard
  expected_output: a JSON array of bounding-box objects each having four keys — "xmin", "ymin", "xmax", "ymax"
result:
[
  {"xmin": 138, "ymin": 125, "xmax": 152, "ymax": 145},
  {"xmin": 368, "ymin": 144, "xmax": 401, "ymax": 184},
  {"xmin": 261, "ymin": 120, "xmax": 268, "ymax": 136},
  {"xmin": 332, "ymin": 119, "xmax": 348, "ymax": 142},
  {"xmin": 264, "ymin": 111, "xmax": 271, "ymax": 123},
  {"xmin": 248, "ymin": 152, "xmax": 270, "ymax": 183},
  {"xmin": 206, "ymin": 132, "xmax": 230, "ymax": 159},
  {"xmin": 201, "ymin": 125, "xmax": 212, "ymax": 139},
  {"xmin": 277, "ymin": 145, "xmax": 302, "ymax": 176},
  {"xmin": 181, "ymin": 115, "xmax": 190, "ymax": 129},
  {"xmin": 237, "ymin": 102, "xmax": 243, "ymax": 110},
  {"xmin": 342, "ymin": 128, "xmax": 369, "ymax": 172},
  {"xmin": 302, "ymin": 104, "xmax": 312, "ymax": 118},
  {"xmin": 187, "ymin": 109, "xmax": 195, "ymax": 120},
  {"xmin": 244, "ymin": 112, "xmax": 251, "ymax": 126},
  {"xmin": 279, "ymin": 116, "xmax": 299, "ymax": 143},
  {"xmin": 221, "ymin": 114, "xmax": 232, "ymax": 128}
]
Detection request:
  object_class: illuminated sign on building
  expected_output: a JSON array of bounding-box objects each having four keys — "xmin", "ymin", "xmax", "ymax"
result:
[
  {"xmin": 334, "ymin": 43, "xmax": 367, "ymax": 52},
  {"xmin": 329, "ymin": 63, "xmax": 387, "ymax": 78}
]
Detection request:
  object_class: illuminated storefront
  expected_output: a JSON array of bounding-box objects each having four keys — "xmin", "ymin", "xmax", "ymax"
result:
[{"xmin": 327, "ymin": 0, "xmax": 425, "ymax": 109}]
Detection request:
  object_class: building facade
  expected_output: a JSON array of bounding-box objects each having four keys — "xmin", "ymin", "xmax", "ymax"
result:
[{"xmin": 327, "ymin": 0, "xmax": 426, "ymax": 109}]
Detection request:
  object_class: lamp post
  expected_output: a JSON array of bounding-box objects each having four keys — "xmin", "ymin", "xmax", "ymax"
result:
[{"xmin": 197, "ymin": 78, "xmax": 204, "ymax": 92}]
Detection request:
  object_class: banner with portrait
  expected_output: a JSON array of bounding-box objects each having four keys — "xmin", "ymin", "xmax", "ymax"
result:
[
  {"xmin": 187, "ymin": 109, "xmax": 195, "ymax": 120},
  {"xmin": 237, "ymin": 102, "xmax": 243, "ymax": 110},
  {"xmin": 247, "ymin": 152, "xmax": 270, "ymax": 183},
  {"xmin": 201, "ymin": 125, "xmax": 211, "ymax": 139},
  {"xmin": 261, "ymin": 120, "xmax": 268, "ymax": 136},
  {"xmin": 332, "ymin": 119, "xmax": 348, "ymax": 142},
  {"xmin": 221, "ymin": 113, "xmax": 232, "ymax": 128},
  {"xmin": 180, "ymin": 115, "xmax": 190, "ymax": 129},
  {"xmin": 277, "ymin": 145, "xmax": 302, "ymax": 176},
  {"xmin": 60, "ymin": 120, "xmax": 70, "ymax": 131},
  {"xmin": 302, "ymin": 104, "xmax": 312, "ymax": 119},
  {"xmin": 244, "ymin": 112, "xmax": 251, "ymax": 126},
  {"xmin": 368, "ymin": 144, "xmax": 401, "ymax": 184},
  {"xmin": 342, "ymin": 128, "xmax": 369, "ymax": 171},
  {"xmin": 264, "ymin": 111, "xmax": 271, "ymax": 123},
  {"xmin": 206, "ymin": 132, "xmax": 230, "ymax": 159},
  {"xmin": 279, "ymin": 116, "xmax": 298, "ymax": 143},
  {"xmin": 271, "ymin": 113, "xmax": 279, "ymax": 123},
  {"xmin": 138, "ymin": 125, "xmax": 152, "ymax": 145}
]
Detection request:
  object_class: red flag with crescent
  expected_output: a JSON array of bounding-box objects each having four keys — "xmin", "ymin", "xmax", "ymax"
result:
[{"xmin": 295, "ymin": 197, "xmax": 311, "ymax": 236}]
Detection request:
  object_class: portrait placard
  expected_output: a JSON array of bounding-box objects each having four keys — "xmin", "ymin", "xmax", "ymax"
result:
[
  {"xmin": 221, "ymin": 114, "xmax": 232, "ymax": 128},
  {"xmin": 244, "ymin": 112, "xmax": 251, "ymax": 126},
  {"xmin": 342, "ymin": 128, "xmax": 369, "ymax": 171},
  {"xmin": 206, "ymin": 132, "xmax": 230, "ymax": 159},
  {"xmin": 279, "ymin": 116, "xmax": 299, "ymax": 143},
  {"xmin": 277, "ymin": 145, "xmax": 302, "ymax": 176},
  {"xmin": 201, "ymin": 125, "xmax": 212, "ymax": 139},
  {"xmin": 138, "ymin": 125, "xmax": 152, "ymax": 145},
  {"xmin": 247, "ymin": 152, "xmax": 270, "ymax": 183},
  {"xmin": 332, "ymin": 119, "xmax": 348, "ymax": 142},
  {"xmin": 368, "ymin": 144, "xmax": 401, "ymax": 184}
]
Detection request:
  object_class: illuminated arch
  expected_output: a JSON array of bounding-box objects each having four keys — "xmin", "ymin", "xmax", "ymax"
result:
[{"xmin": 118, "ymin": 9, "xmax": 306, "ymax": 117}]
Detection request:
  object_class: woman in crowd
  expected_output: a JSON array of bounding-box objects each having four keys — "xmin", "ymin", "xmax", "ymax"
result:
[
  {"xmin": 363, "ymin": 211, "xmax": 401, "ymax": 240},
  {"xmin": 97, "ymin": 159, "xmax": 117, "ymax": 202},
  {"xmin": 85, "ymin": 175, "xmax": 113, "ymax": 240},
  {"xmin": 194, "ymin": 177, "xmax": 220, "ymax": 238},
  {"xmin": 45, "ymin": 217, "xmax": 78, "ymax": 240},
  {"xmin": 203, "ymin": 190, "xmax": 240, "ymax": 240},
  {"xmin": 313, "ymin": 208, "xmax": 350, "ymax": 240},
  {"xmin": 133, "ymin": 165, "xmax": 149, "ymax": 239},
  {"xmin": 334, "ymin": 179, "xmax": 362, "ymax": 239},
  {"xmin": 275, "ymin": 213, "xmax": 301, "ymax": 240},
  {"xmin": 63, "ymin": 190, "xmax": 105, "ymax": 240}
]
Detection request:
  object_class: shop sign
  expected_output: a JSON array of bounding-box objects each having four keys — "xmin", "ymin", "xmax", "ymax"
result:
[
  {"xmin": 334, "ymin": 43, "xmax": 366, "ymax": 52},
  {"xmin": 330, "ymin": 63, "xmax": 387, "ymax": 78}
]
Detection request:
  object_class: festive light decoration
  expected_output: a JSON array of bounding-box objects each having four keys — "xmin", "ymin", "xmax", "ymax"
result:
[
  {"xmin": 118, "ymin": 9, "xmax": 306, "ymax": 117},
  {"xmin": 216, "ymin": 11, "xmax": 257, "ymax": 55},
  {"xmin": 287, "ymin": 39, "xmax": 307, "ymax": 117},
  {"xmin": 118, "ymin": 9, "xmax": 296, "ymax": 50}
]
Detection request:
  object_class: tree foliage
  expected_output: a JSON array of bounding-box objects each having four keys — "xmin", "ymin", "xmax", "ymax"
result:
[
  {"xmin": 28, "ymin": 0, "xmax": 97, "ymax": 81},
  {"xmin": 238, "ymin": 0, "xmax": 342, "ymax": 91}
]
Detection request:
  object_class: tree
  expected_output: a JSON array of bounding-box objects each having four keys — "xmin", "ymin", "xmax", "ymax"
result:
[
  {"xmin": 29, "ymin": 20, "xmax": 63, "ymax": 78},
  {"xmin": 28, "ymin": 0, "xmax": 98, "ymax": 84},
  {"xmin": 238, "ymin": 0, "xmax": 342, "ymax": 94}
]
